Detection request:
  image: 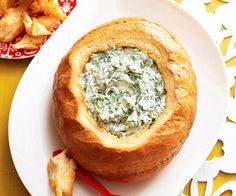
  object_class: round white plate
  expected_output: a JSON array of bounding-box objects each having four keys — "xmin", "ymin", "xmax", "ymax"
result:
[{"xmin": 9, "ymin": 0, "xmax": 228, "ymax": 195}]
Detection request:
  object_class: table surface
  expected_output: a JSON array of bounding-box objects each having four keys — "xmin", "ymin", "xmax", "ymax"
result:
[{"xmin": 0, "ymin": 0, "xmax": 236, "ymax": 195}]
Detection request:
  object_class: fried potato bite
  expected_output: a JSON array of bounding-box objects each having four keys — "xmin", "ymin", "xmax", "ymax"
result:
[
  {"xmin": 38, "ymin": 0, "xmax": 66, "ymax": 21},
  {"xmin": 23, "ymin": 13, "xmax": 51, "ymax": 36},
  {"xmin": 0, "ymin": 0, "xmax": 15, "ymax": 17},
  {"xmin": 12, "ymin": 34, "xmax": 44, "ymax": 49},
  {"xmin": 30, "ymin": 0, "xmax": 43, "ymax": 14},
  {"xmin": 0, "ymin": 7, "xmax": 24, "ymax": 42},
  {"xmin": 37, "ymin": 15, "xmax": 58, "ymax": 31},
  {"xmin": 18, "ymin": 0, "xmax": 34, "ymax": 6}
]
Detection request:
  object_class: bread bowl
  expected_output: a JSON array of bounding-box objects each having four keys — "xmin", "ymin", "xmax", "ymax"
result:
[{"xmin": 52, "ymin": 17, "xmax": 197, "ymax": 183}]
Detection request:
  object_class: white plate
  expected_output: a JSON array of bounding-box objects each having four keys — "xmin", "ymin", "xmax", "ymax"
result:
[{"xmin": 9, "ymin": 0, "xmax": 228, "ymax": 195}]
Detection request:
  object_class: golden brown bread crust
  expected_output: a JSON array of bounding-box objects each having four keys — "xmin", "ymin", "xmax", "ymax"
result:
[{"xmin": 52, "ymin": 17, "xmax": 197, "ymax": 183}]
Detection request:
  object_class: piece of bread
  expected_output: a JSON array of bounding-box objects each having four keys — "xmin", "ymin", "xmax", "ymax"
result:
[
  {"xmin": 47, "ymin": 150, "xmax": 77, "ymax": 196},
  {"xmin": 52, "ymin": 17, "xmax": 197, "ymax": 183}
]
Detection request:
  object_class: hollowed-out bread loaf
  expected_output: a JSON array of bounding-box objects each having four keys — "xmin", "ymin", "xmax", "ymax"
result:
[{"xmin": 52, "ymin": 17, "xmax": 197, "ymax": 183}]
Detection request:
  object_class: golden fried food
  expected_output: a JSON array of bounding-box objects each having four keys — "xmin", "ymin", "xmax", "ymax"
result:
[
  {"xmin": 12, "ymin": 34, "xmax": 44, "ymax": 49},
  {"xmin": 23, "ymin": 13, "xmax": 51, "ymax": 36},
  {"xmin": 38, "ymin": 0, "xmax": 66, "ymax": 21},
  {"xmin": 0, "ymin": 0, "xmax": 15, "ymax": 17},
  {"xmin": 18, "ymin": 0, "xmax": 34, "ymax": 6},
  {"xmin": 37, "ymin": 16, "xmax": 58, "ymax": 31},
  {"xmin": 0, "ymin": 2, "xmax": 5, "ymax": 16},
  {"xmin": 30, "ymin": 0, "xmax": 43, "ymax": 14},
  {"xmin": 30, "ymin": 18, "xmax": 51, "ymax": 35},
  {"xmin": 48, "ymin": 151, "xmax": 77, "ymax": 196},
  {"xmin": 0, "ymin": 7, "xmax": 24, "ymax": 42},
  {"xmin": 0, "ymin": 0, "xmax": 67, "ymax": 50}
]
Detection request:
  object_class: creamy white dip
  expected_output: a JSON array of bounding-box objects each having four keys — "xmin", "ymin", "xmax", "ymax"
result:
[{"xmin": 80, "ymin": 47, "xmax": 166, "ymax": 137}]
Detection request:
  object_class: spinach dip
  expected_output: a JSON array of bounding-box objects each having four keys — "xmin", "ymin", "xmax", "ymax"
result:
[{"xmin": 80, "ymin": 47, "xmax": 166, "ymax": 137}]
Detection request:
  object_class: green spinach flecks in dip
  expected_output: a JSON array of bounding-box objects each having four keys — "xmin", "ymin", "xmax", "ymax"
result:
[{"xmin": 80, "ymin": 47, "xmax": 166, "ymax": 137}]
